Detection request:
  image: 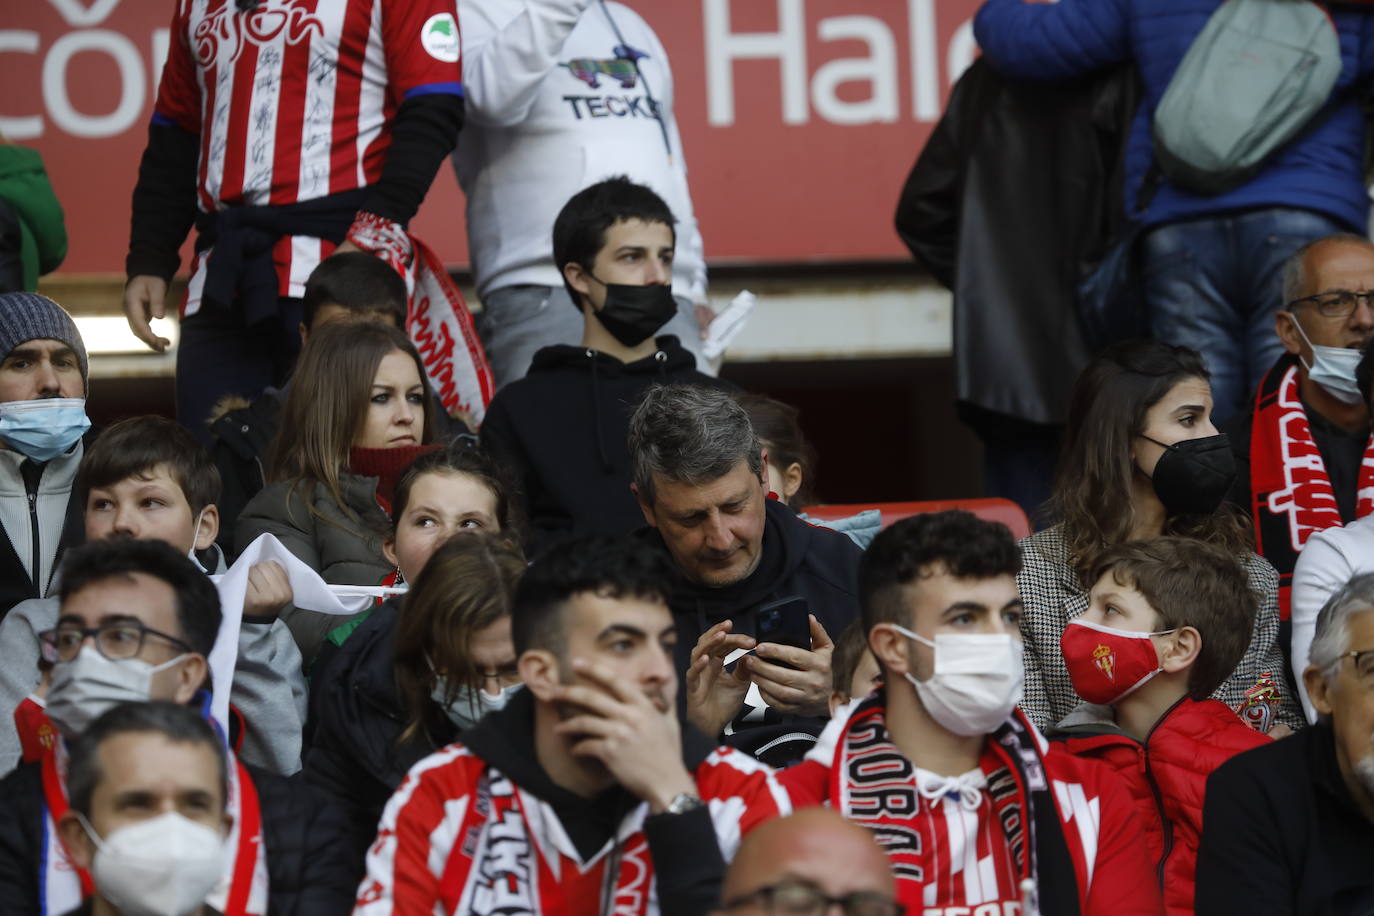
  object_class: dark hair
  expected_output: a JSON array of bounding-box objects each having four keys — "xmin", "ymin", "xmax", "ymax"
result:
[
  {"xmin": 860, "ymin": 510, "xmax": 1021, "ymax": 635},
  {"xmin": 67, "ymin": 701, "xmax": 226, "ymax": 817},
  {"xmin": 512, "ymin": 535, "xmax": 673, "ymax": 657},
  {"xmin": 831, "ymin": 619, "xmax": 874, "ymax": 697},
  {"xmin": 392, "ymin": 439, "xmax": 523, "ymax": 541},
  {"xmin": 301, "ymin": 251, "xmax": 407, "ymax": 329},
  {"xmin": 1088, "ymin": 537, "xmax": 1257, "ymax": 701},
  {"xmin": 737, "ymin": 393, "xmax": 817, "ymax": 509},
  {"xmin": 59, "ymin": 539, "xmax": 223, "ymax": 656},
  {"xmin": 269, "ymin": 320, "xmax": 436, "ymax": 523},
  {"xmin": 629, "ymin": 384, "xmax": 763, "ymax": 505},
  {"xmin": 1358, "ymin": 336, "xmax": 1374, "ymax": 407},
  {"xmin": 1051, "ymin": 339, "xmax": 1251, "ymax": 582},
  {"xmin": 552, "ymin": 176, "xmax": 677, "ymax": 308},
  {"xmin": 394, "ymin": 533, "xmax": 526, "ymax": 745},
  {"xmin": 78, "ymin": 416, "xmax": 220, "ymax": 516}
]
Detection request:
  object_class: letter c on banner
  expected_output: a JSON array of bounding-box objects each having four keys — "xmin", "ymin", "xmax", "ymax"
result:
[{"xmin": 0, "ymin": 31, "xmax": 43, "ymax": 139}]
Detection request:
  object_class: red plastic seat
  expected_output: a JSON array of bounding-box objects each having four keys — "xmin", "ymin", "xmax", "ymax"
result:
[{"xmin": 802, "ymin": 498, "xmax": 1031, "ymax": 540}]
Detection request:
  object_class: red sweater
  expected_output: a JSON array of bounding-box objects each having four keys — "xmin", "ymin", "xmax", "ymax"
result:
[{"xmin": 1055, "ymin": 698, "xmax": 1271, "ymax": 916}]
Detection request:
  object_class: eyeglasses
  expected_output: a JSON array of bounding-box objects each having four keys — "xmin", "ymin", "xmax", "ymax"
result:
[
  {"xmin": 39, "ymin": 621, "xmax": 192, "ymax": 664},
  {"xmin": 1336, "ymin": 649, "xmax": 1374, "ymax": 689},
  {"xmin": 476, "ymin": 663, "xmax": 521, "ymax": 688},
  {"xmin": 724, "ymin": 882, "xmax": 904, "ymax": 916},
  {"xmin": 1286, "ymin": 290, "xmax": 1374, "ymax": 319}
]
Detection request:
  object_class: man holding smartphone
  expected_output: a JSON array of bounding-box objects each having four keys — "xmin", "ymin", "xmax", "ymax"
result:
[
  {"xmin": 628, "ymin": 384, "xmax": 862, "ymax": 765},
  {"xmin": 355, "ymin": 535, "xmax": 788, "ymax": 916}
]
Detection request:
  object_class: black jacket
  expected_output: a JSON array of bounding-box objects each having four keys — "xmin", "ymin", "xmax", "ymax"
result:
[
  {"xmin": 0, "ymin": 758, "xmax": 357, "ymax": 916},
  {"xmin": 303, "ymin": 601, "xmax": 457, "ymax": 889},
  {"xmin": 639, "ymin": 498, "xmax": 862, "ymax": 766},
  {"xmin": 460, "ymin": 688, "xmax": 726, "ymax": 916},
  {"xmin": 480, "ymin": 337, "xmax": 733, "ymax": 555},
  {"xmin": 208, "ymin": 388, "xmax": 285, "ymax": 558},
  {"xmin": 895, "ymin": 58, "xmax": 1138, "ymax": 434},
  {"xmin": 1196, "ymin": 721, "xmax": 1374, "ymax": 915}
]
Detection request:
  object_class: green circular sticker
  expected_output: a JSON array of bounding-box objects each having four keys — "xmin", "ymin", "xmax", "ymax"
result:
[{"xmin": 422, "ymin": 13, "xmax": 459, "ymax": 63}]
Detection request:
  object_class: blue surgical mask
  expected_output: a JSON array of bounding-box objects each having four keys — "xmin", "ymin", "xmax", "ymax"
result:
[
  {"xmin": 430, "ymin": 678, "xmax": 521, "ymax": 731},
  {"xmin": 1290, "ymin": 317, "xmax": 1365, "ymax": 405},
  {"xmin": 0, "ymin": 398, "xmax": 90, "ymax": 461}
]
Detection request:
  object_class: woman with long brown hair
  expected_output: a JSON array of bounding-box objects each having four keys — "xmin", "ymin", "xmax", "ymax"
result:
[
  {"xmin": 1019, "ymin": 339, "xmax": 1300, "ymax": 733},
  {"xmin": 237, "ymin": 320, "xmax": 439, "ymax": 660},
  {"xmin": 304, "ymin": 531, "xmax": 525, "ymax": 884}
]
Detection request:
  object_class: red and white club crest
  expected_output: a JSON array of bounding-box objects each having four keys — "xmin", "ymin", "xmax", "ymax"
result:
[{"xmin": 1092, "ymin": 644, "xmax": 1115, "ymax": 681}]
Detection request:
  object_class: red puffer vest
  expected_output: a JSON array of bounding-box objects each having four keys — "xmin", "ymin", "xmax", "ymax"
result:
[{"xmin": 1056, "ymin": 698, "xmax": 1271, "ymax": 916}]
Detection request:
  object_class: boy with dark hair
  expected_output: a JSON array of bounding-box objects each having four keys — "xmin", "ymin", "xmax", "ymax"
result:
[
  {"xmin": 480, "ymin": 178, "xmax": 731, "ymax": 553},
  {"xmin": 780, "ymin": 510, "xmax": 1161, "ymax": 916},
  {"xmin": 0, "ymin": 415, "xmax": 306, "ymax": 776},
  {"xmin": 0, "ymin": 540, "xmax": 355, "ymax": 914},
  {"xmin": 355, "ymin": 534, "xmax": 788, "ymax": 915},
  {"xmin": 1052, "ymin": 537, "xmax": 1271, "ymax": 915},
  {"xmin": 827, "ymin": 619, "xmax": 881, "ymax": 716},
  {"xmin": 209, "ymin": 251, "xmax": 408, "ymax": 553}
]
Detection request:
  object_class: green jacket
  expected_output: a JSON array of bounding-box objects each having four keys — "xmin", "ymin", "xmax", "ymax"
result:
[{"xmin": 0, "ymin": 145, "xmax": 66, "ymax": 291}]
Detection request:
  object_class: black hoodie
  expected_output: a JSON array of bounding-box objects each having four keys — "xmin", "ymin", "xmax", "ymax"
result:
[
  {"xmin": 480, "ymin": 336, "xmax": 733, "ymax": 554},
  {"xmin": 460, "ymin": 688, "xmax": 727, "ymax": 916},
  {"xmin": 638, "ymin": 498, "xmax": 863, "ymax": 766}
]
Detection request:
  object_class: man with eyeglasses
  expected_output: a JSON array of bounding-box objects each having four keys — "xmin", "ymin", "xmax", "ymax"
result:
[
  {"xmin": 1197, "ymin": 571, "xmax": 1374, "ymax": 914},
  {"xmin": 714, "ymin": 808, "xmax": 899, "ymax": 916},
  {"xmin": 1226, "ymin": 235, "xmax": 1374, "ymax": 640},
  {"xmin": 0, "ymin": 538, "xmax": 356, "ymax": 915}
]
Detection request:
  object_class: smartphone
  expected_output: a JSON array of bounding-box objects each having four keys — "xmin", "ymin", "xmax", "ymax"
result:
[{"xmin": 752, "ymin": 596, "xmax": 811, "ymax": 653}]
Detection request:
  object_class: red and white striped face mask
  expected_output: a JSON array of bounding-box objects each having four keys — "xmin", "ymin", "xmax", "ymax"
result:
[{"xmin": 1060, "ymin": 619, "xmax": 1175, "ymax": 706}]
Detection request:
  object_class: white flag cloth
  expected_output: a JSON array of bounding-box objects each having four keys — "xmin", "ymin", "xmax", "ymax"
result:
[{"xmin": 206, "ymin": 534, "xmax": 373, "ymax": 732}]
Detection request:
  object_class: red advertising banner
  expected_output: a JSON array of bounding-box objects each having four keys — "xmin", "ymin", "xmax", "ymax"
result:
[{"xmin": 0, "ymin": 0, "xmax": 980, "ymax": 275}]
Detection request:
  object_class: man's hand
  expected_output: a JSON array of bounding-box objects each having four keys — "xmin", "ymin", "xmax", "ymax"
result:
[
  {"xmin": 693, "ymin": 303, "xmax": 715, "ymax": 341},
  {"xmin": 744, "ymin": 615, "xmax": 834, "ymax": 718},
  {"xmin": 550, "ymin": 659, "xmax": 697, "ymax": 813},
  {"xmin": 122, "ymin": 275, "xmax": 171, "ymax": 352},
  {"xmin": 243, "ymin": 560, "xmax": 293, "ymax": 620},
  {"xmin": 685, "ymin": 620, "xmax": 754, "ymax": 738}
]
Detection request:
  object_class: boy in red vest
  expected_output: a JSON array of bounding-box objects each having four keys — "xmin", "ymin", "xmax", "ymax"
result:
[{"xmin": 1053, "ymin": 537, "xmax": 1275, "ymax": 916}]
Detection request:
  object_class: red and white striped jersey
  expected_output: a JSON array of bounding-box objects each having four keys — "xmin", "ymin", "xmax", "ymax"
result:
[
  {"xmin": 153, "ymin": 0, "xmax": 462, "ymax": 305},
  {"xmin": 353, "ymin": 742, "xmax": 791, "ymax": 916}
]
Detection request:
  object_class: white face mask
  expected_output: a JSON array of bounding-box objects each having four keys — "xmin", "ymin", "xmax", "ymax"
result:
[
  {"xmin": 890, "ymin": 624, "xmax": 1024, "ymax": 737},
  {"xmin": 78, "ymin": 810, "xmax": 227, "ymax": 916},
  {"xmin": 46, "ymin": 646, "xmax": 188, "ymax": 739},
  {"xmin": 187, "ymin": 509, "xmax": 208, "ymax": 572},
  {"xmin": 1291, "ymin": 315, "xmax": 1365, "ymax": 404},
  {"xmin": 431, "ymin": 678, "xmax": 521, "ymax": 731}
]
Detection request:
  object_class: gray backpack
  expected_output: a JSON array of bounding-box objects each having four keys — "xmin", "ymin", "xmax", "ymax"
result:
[{"xmin": 1153, "ymin": 0, "xmax": 1341, "ymax": 195}]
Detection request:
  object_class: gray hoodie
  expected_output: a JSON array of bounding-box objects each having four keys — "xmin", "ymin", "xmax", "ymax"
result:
[{"xmin": 0, "ymin": 546, "xmax": 308, "ymax": 776}]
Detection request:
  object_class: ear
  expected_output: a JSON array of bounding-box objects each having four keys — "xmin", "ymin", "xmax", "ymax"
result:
[
  {"xmin": 382, "ymin": 536, "xmax": 398, "ymax": 569},
  {"xmin": 757, "ymin": 448, "xmax": 770, "ymax": 487},
  {"xmin": 781, "ymin": 462, "xmax": 804, "ymax": 504},
  {"xmin": 518, "ymin": 650, "xmax": 561, "ymax": 703},
  {"xmin": 57, "ymin": 811, "xmax": 95, "ymax": 872},
  {"xmin": 171, "ymin": 654, "xmax": 210, "ymax": 705},
  {"xmin": 1159, "ymin": 626, "xmax": 1201, "ymax": 674},
  {"xmin": 563, "ymin": 261, "xmax": 593, "ymax": 306},
  {"xmin": 828, "ymin": 690, "xmax": 848, "ymax": 718},
  {"xmin": 297, "ymin": 322, "xmax": 310, "ymax": 348},
  {"xmin": 1304, "ymin": 664, "xmax": 1335, "ymax": 717},
  {"xmin": 631, "ymin": 482, "xmax": 657, "ymax": 529},
  {"xmin": 867, "ymin": 624, "xmax": 914, "ymax": 679},
  {"xmin": 1275, "ymin": 310, "xmax": 1303, "ymax": 357},
  {"xmin": 194, "ymin": 505, "xmax": 220, "ymax": 551}
]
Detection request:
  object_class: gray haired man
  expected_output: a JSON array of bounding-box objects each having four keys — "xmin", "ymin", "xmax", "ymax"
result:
[
  {"xmin": 628, "ymin": 384, "xmax": 861, "ymax": 765},
  {"xmin": 1196, "ymin": 572, "xmax": 1374, "ymax": 914}
]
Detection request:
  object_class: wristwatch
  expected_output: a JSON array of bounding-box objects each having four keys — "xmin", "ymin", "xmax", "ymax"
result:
[{"xmin": 664, "ymin": 792, "xmax": 705, "ymax": 815}]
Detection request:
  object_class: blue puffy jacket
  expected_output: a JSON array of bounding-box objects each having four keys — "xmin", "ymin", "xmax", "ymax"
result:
[{"xmin": 973, "ymin": 0, "xmax": 1374, "ymax": 232}]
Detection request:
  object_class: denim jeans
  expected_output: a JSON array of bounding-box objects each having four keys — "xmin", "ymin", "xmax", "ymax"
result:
[
  {"xmin": 1143, "ymin": 207, "xmax": 1346, "ymax": 424},
  {"xmin": 176, "ymin": 297, "xmax": 302, "ymax": 445},
  {"xmin": 478, "ymin": 285, "xmax": 707, "ymax": 389}
]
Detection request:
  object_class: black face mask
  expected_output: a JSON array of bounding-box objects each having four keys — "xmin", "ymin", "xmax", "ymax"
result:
[
  {"xmin": 1142, "ymin": 433, "xmax": 1236, "ymax": 516},
  {"xmin": 590, "ymin": 277, "xmax": 677, "ymax": 347}
]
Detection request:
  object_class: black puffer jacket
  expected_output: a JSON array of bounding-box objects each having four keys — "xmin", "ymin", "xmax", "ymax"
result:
[
  {"xmin": 638, "ymin": 497, "xmax": 862, "ymax": 766},
  {"xmin": 303, "ymin": 602, "xmax": 457, "ymax": 889},
  {"xmin": 0, "ymin": 758, "xmax": 357, "ymax": 916},
  {"xmin": 208, "ymin": 388, "xmax": 285, "ymax": 558}
]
